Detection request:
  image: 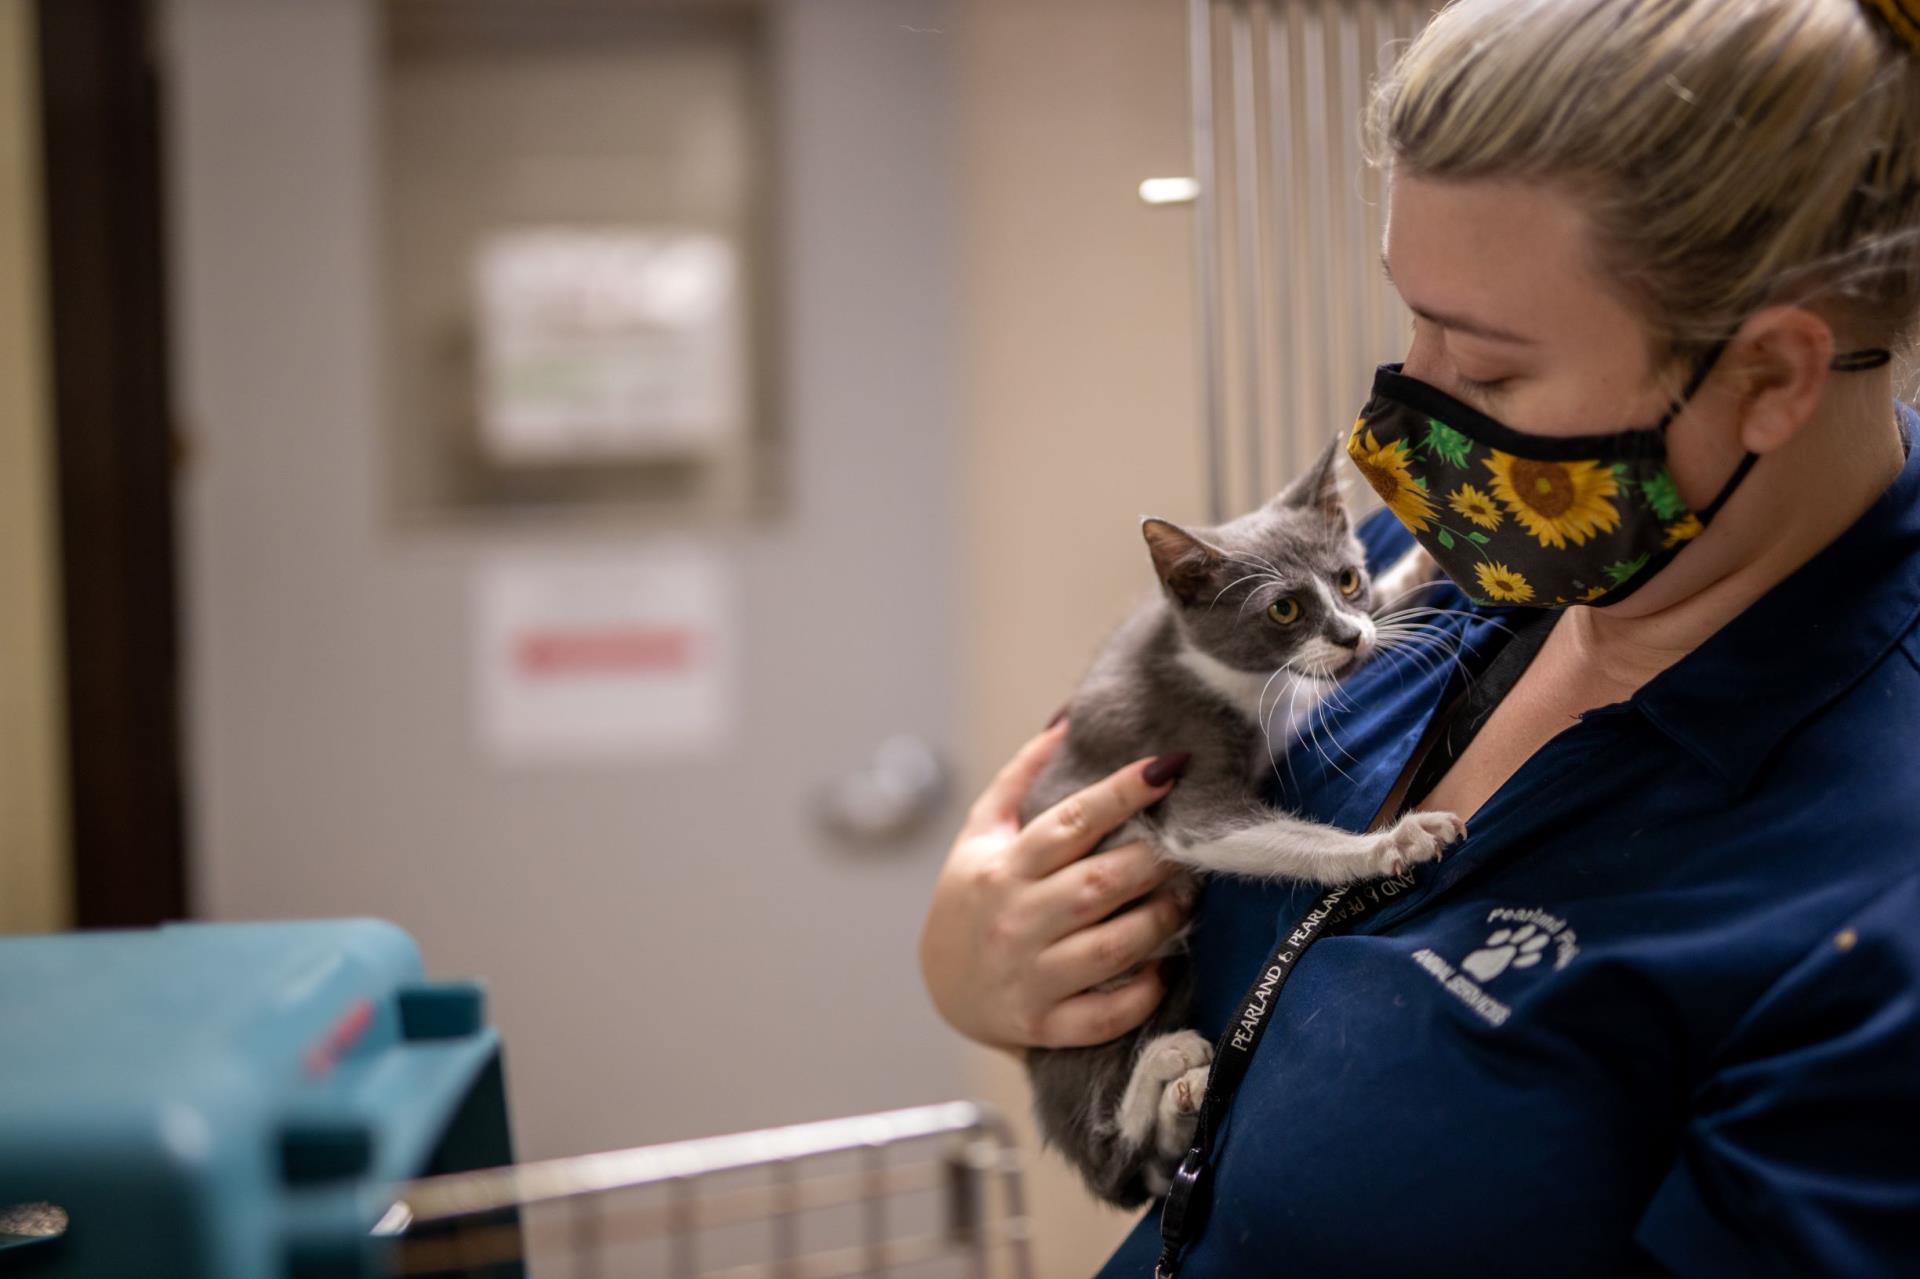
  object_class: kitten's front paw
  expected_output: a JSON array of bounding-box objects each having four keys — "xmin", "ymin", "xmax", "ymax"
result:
[{"xmin": 1372, "ymin": 810, "xmax": 1465, "ymax": 878}]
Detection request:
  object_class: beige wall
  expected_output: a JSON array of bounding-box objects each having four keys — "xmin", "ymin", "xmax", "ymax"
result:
[
  {"xmin": 0, "ymin": 0, "xmax": 71, "ymax": 934},
  {"xmin": 956, "ymin": 1, "xmax": 1200, "ymax": 1271}
]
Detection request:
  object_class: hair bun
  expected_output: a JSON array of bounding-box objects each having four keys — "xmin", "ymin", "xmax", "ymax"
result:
[{"xmin": 1864, "ymin": 0, "xmax": 1920, "ymax": 56}]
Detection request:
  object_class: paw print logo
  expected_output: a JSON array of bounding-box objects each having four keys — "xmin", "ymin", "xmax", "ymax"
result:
[{"xmin": 1460, "ymin": 923, "xmax": 1550, "ymax": 982}]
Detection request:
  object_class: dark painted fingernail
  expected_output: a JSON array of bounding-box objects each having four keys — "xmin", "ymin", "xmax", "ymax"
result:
[
  {"xmin": 1046, "ymin": 704, "xmax": 1069, "ymax": 729},
  {"xmin": 1143, "ymin": 752, "xmax": 1192, "ymax": 787}
]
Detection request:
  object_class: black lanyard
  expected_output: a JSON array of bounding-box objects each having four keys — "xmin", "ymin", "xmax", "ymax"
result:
[
  {"xmin": 1155, "ymin": 611, "xmax": 1554, "ymax": 1277},
  {"xmin": 1154, "ymin": 880, "xmax": 1385, "ymax": 1278}
]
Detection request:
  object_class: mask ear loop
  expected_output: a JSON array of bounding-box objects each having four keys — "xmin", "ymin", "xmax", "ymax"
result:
[
  {"xmin": 1677, "ymin": 341, "xmax": 1895, "ymax": 521},
  {"xmin": 1653, "ymin": 339, "xmax": 1731, "ymax": 433}
]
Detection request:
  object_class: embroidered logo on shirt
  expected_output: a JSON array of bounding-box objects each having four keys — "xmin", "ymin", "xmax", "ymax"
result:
[
  {"xmin": 1461, "ymin": 924, "xmax": 1550, "ymax": 981},
  {"xmin": 1410, "ymin": 907, "xmax": 1582, "ymax": 1027}
]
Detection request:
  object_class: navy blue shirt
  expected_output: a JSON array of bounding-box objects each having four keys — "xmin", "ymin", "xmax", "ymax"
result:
[{"xmin": 1099, "ymin": 404, "xmax": 1920, "ymax": 1277}]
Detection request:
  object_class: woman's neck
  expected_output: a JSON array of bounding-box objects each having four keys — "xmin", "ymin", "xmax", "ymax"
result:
[{"xmin": 1558, "ymin": 378, "xmax": 1906, "ymax": 699}]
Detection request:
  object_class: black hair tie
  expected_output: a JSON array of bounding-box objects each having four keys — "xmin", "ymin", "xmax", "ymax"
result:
[{"xmin": 1831, "ymin": 348, "xmax": 1894, "ymax": 372}]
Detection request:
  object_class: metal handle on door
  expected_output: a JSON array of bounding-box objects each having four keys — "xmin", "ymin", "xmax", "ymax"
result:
[{"xmin": 817, "ymin": 735, "xmax": 949, "ymax": 848}]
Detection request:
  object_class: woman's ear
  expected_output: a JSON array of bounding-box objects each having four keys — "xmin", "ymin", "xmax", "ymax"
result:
[{"xmin": 1725, "ymin": 306, "xmax": 1835, "ymax": 455}]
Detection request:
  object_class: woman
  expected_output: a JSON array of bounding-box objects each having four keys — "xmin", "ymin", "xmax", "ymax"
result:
[{"xmin": 920, "ymin": 1, "xmax": 1920, "ymax": 1274}]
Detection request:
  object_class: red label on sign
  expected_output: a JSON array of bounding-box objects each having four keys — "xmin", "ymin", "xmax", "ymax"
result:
[{"xmin": 516, "ymin": 627, "xmax": 696, "ymax": 676}]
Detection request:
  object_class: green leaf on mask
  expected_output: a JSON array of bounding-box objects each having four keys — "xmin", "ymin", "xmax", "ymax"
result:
[
  {"xmin": 1425, "ymin": 419, "xmax": 1473, "ymax": 468},
  {"xmin": 1437, "ymin": 528, "xmax": 1456, "ymax": 549},
  {"xmin": 1639, "ymin": 468, "xmax": 1687, "ymax": 519},
  {"xmin": 1603, "ymin": 554, "xmax": 1650, "ymax": 585},
  {"xmin": 1467, "ymin": 531, "xmax": 1491, "ymax": 545},
  {"xmin": 1414, "ymin": 475, "xmax": 1429, "ymax": 490}
]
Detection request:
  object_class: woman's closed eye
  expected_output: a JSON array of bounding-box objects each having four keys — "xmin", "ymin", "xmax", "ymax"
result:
[
  {"xmin": 1406, "ymin": 316, "xmax": 1520, "ymax": 399},
  {"xmin": 1454, "ymin": 371, "xmax": 1514, "ymax": 396}
]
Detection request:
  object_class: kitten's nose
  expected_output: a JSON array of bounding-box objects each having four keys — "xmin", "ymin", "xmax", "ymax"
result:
[{"xmin": 1330, "ymin": 622, "xmax": 1364, "ymax": 650}]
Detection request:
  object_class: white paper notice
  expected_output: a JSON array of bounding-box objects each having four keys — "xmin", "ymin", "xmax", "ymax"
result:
[
  {"xmin": 472, "ymin": 228, "xmax": 745, "ymax": 466},
  {"xmin": 473, "ymin": 547, "xmax": 733, "ymax": 765}
]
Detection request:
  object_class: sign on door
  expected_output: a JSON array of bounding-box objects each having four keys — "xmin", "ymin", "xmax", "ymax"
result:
[{"xmin": 472, "ymin": 546, "xmax": 735, "ymax": 766}]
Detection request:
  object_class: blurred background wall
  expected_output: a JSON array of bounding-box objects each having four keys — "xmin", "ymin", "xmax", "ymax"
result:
[
  {"xmin": 5, "ymin": 0, "xmax": 1201, "ymax": 1271},
  {"xmin": 956, "ymin": 1, "xmax": 1200, "ymax": 1271},
  {"xmin": 164, "ymin": 0, "xmax": 971, "ymax": 1165}
]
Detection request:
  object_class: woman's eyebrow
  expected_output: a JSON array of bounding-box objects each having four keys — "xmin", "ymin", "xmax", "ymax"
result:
[{"xmin": 1380, "ymin": 252, "xmax": 1538, "ymax": 345}]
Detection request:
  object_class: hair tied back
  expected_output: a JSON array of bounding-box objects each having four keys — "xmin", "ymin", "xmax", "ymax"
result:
[{"xmin": 1863, "ymin": 0, "xmax": 1920, "ymax": 56}]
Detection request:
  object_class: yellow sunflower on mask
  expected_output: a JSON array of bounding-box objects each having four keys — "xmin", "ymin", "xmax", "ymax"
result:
[
  {"xmin": 1662, "ymin": 513, "xmax": 1703, "ymax": 547},
  {"xmin": 1447, "ymin": 483, "xmax": 1502, "ymax": 530},
  {"xmin": 1349, "ymin": 427, "xmax": 1437, "ymax": 533},
  {"xmin": 1473, "ymin": 562, "xmax": 1535, "ymax": 603},
  {"xmin": 1483, "ymin": 451, "xmax": 1621, "ymax": 548}
]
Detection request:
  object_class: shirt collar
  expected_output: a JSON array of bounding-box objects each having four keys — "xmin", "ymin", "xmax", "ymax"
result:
[{"xmin": 1631, "ymin": 400, "xmax": 1920, "ymax": 791}]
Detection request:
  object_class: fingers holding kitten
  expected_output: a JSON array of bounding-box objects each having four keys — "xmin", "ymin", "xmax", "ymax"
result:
[
  {"xmin": 1019, "ymin": 838, "xmax": 1184, "ymax": 940},
  {"xmin": 1012, "ymin": 754, "xmax": 1190, "ymax": 879},
  {"xmin": 1031, "ymin": 882, "xmax": 1191, "ymax": 999},
  {"xmin": 1027, "ymin": 960, "xmax": 1169, "ymax": 1050}
]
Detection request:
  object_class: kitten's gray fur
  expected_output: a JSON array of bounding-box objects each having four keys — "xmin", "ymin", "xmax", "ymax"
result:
[{"xmin": 1019, "ymin": 436, "xmax": 1460, "ymax": 1208}]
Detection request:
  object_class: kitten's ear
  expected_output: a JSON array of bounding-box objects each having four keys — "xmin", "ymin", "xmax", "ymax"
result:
[
  {"xmin": 1143, "ymin": 517, "xmax": 1224, "ymax": 606},
  {"xmin": 1275, "ymin": 432, "xmax": 1348, "ymax": 522}
]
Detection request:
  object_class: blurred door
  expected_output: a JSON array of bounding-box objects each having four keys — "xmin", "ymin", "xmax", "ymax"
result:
[
  {"xmin": 0, "ymin": 0, "xmax": 68, "ymax": 933},
  {"xmin": 164, "ymin": 0, "xmax": 961, "ymax": 1163}
]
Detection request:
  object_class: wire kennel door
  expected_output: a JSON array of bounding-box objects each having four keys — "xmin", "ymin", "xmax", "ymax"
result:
[
  {"xmin": 1185, "ymin": 0, "xmax": 1433, "ymax": 521},
  {"xmin": 378, "ymin": 1102, "xmax": 1031, "ymax": 1279}
]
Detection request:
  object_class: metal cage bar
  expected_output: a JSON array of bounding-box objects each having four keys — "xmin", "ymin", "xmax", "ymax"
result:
[
  {"xmin": 1188, "ymin": 0, "xmax": 1429, "ymax": 518},
  {"xmin": 377, "ymin": 1102, "xmax": 1031, "ymax": 1279}
]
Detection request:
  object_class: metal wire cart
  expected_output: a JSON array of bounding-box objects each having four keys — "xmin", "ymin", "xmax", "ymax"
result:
[{"xmin": 0, "ymin": 921, "xmax": 1032, "ymax": 1279}]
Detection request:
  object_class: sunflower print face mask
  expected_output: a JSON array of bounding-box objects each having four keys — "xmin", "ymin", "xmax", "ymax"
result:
[{"xmin": 1347, "ymin": 350, "xmax": 1888, "ymax": 609}]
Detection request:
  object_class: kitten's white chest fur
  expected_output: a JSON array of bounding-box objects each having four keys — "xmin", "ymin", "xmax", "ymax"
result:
[{"xmin": 1174, "ymin": 646, "xmax": 1328, "ymax": 749}]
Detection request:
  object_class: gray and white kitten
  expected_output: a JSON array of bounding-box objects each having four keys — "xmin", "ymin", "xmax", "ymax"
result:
[{"xmin": 1020, "ymin": 437, "xmax": 1461, "ymax": 1208}]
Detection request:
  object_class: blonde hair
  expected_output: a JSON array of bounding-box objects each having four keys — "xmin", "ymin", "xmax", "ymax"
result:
[{"xmin": 1369, "ymin": 0, "xmax": 1920, "ymax": 365}]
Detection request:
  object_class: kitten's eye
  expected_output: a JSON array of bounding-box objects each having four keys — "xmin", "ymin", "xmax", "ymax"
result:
[
  {"xmin": 1267, "ymin": 597, "xmax": 1302, "ymax": 626},
  {"xmin": 1337, "ymin": 567, "xmax": 1362, "ymax": 596}
]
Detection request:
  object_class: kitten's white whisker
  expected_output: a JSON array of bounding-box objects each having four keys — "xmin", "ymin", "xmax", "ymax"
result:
[
  {"xmin": 1377, "ymin": 631, "xmax": 1477, "ymax": 685},
  {"xmin": 1375, "ymin": 625, "xmax": 1462, "ymax": 644},
  {"xmin": 1209, "ymin": 572, "xmax": 1281, "ymax": 612},
  {"xmin": 1286, "ymin": 670, "xmax": 1354, "ymax": 780},
  {"xmin": 1227, "ymin": 551, "xmax": 1286, "ymax": 579},
  {"xmin": 1376, "ymin": 640, "xmax": 1442, "ymax": 679},
  {"xmin": 1262, "ymin": 669, "xmax": 1291, "ymax": 790},
  {"xmin": 1374, "ymin": 625, "xmax": 1466, "ymax": 652},
  {"xmin": 1378, "ymin": 606, "xmax": 1513, "ymax": 635},
  {"xmin": 1237, "ymin": 589, "xmax": 1282, "ymax": 620},
  {"xmin": 1373, "ymin": 577, "xmax": 1453, "ymax": 612},
  {"xmin": 1277, "ymin": 676, "xmax": 1306, "ymax": 791},
  {"xmin": 1256, "ymin": 664, "xmax": 1291, "ymax": 730},
  {"xmin": 1305, "ymin": 696, "xmax": 1357, "ymax": 782},
  {"xmin": 1374, "ymin": 632, "xmax": 1456, "ymax": 676}
]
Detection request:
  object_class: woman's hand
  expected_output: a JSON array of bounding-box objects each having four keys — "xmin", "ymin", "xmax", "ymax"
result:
[{"xmin": 918, "ymin": 722, "xmax": 1192, "ymax": 1054}]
